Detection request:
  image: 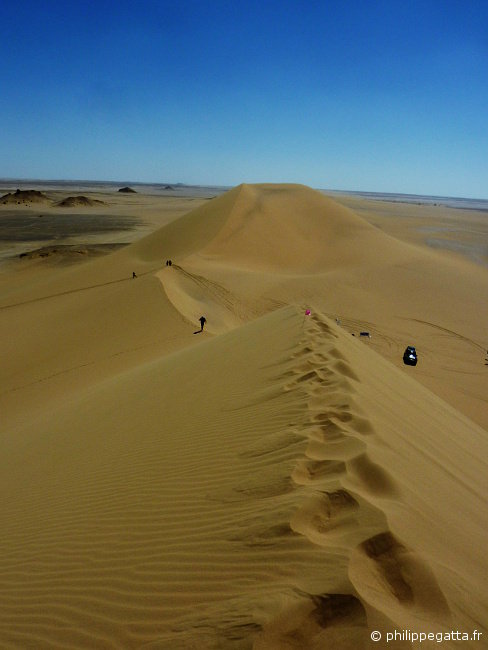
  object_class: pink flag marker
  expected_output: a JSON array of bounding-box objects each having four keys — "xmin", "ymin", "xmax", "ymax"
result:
[{"xmin": 305, "ymin": 309, "xmax": 311, "ymax": 316}]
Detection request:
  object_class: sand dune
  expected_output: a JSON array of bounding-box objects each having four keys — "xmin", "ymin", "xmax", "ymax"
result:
[
  {"xmin": 151, "ymin": 184, "xmax": 487, "ymax": 426},
  {"xmin": 0, "ymin": 183, "xmax": 487, "ymax": 648},
  {"xmin": 127, "ymin": 183, "xmax": 405, "ymax": 271}
]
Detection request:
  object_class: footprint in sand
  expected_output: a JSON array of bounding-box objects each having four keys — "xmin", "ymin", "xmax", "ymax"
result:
[
  {"xmin": 295, "ymin": 369, "xmax": 322, "ymax": 383},
  {"xmin": 290, "ymin": 489, "xmax": 360, "ymax": 542},
  {"xmin": 349, "ymin": 531, "xmax": 451, "ymax": 624},
  {"xmin": 311, "ymin": 593, "xmax": 366, "ymax": 629},
  {"xmin": 255, "ymin": 592, "xmax": 367, "ymax": 650},
  {"xmin": 311, "ymin": 414, "xmax": 348, "ymax": 441},
  {"xmin": 346, "ymin": 452, "xmax": 398, "ymax": 497},
  {"xmin": 305, "ymin": 420, "xmax": 366, "ymax": 461},
  {"xmin": 324, "ymin": 409, "xmax": 375, "ymax": 435},
  {"xmin": 292, "ymin": 345, "xmax": 314, "ymax": 357},
  {"xmin": 292, "ymin": 458, "xmax": 346, "ymax": 484}
]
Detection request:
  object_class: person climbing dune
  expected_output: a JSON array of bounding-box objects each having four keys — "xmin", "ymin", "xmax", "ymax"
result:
[{"xmin": 193, "ymin": 316, "xmax": 207, "ymax": 334}]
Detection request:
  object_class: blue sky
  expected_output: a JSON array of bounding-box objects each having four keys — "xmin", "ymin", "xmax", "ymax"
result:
[{"xmin": 1, "ymin": 0, "xmax": 487, "ymax": 197}]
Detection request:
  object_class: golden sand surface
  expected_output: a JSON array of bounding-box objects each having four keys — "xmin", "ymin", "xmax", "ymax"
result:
[{"xmin": 0, "ymin": 184, "xmax": 487, "ymax": 648}]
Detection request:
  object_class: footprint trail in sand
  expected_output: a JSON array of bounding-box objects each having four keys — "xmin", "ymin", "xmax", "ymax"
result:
[{"xmin": 255, "ymin": 312, "xmax": 453, "ymax": 648}]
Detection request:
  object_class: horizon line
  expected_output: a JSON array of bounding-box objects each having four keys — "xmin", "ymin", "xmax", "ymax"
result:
[{"xmin": 0, "ymin": 177, "xmax": 487, "ymax": 203}]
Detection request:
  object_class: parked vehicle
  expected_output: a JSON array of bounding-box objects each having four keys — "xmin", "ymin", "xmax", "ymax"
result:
[{"xmin": 403, "ymin": 346, "xmax": 418, "ymax": 366}]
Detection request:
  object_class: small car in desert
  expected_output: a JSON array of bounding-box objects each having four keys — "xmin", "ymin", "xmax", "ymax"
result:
[{"xmin": 403, "ymin": 345, "xmax": 418, "ymax": 366}]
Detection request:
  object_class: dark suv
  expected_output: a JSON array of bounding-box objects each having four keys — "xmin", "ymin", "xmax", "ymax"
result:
[{"xmin": 403, "ymin": 346, "xmax": 418, "ymax": 366}]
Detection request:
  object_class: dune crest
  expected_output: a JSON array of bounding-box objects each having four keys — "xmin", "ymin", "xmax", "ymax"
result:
[
  {"xmin": 130, "ymin": 183, "xmax": 405, "ymax": 273},
  {"xmin": 145, "ymin": 184, "xmax": 487, "ymax": 429},
  {"xmin": 199, "ymin": 183, "xmax": 383, "ymax": 271},
  {"xmin": 1, "ymin": 307, "xmax": 486, "ymax": 648}
]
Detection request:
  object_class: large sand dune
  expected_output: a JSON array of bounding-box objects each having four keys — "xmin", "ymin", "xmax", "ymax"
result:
[{"xmin": 0, "ymin": 184, "xmax": 487, "ymax": 648}]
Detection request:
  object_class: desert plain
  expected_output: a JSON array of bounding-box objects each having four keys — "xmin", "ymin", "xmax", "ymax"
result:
[{"xmin": 0, "ymin": 181, "xmax": 487, "ymax": 649}]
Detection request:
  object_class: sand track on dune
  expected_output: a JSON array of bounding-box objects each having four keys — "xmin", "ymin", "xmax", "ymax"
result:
[
  {"xmin": 403, "ymin": 318, "xmax": 485, "ymax": 352},
  {"xmin": 157, "ymin": 263, "xmax": 284, "ymax": 334},
  {"xmin": 255, "ymin": 313, "xmax": 451, "ymax": 648},
  {"xmin": 160, "ymin": 263, "xmax": 244, "ymax": 331}
]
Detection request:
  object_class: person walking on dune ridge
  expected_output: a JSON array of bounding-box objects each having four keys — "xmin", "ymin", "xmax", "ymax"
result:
[{"xmin": 193, "ymin": 316, "xmax": 207, "ymax": 334}]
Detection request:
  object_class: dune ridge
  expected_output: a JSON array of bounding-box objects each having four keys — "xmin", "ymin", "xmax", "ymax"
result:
[
  {"xmin": 0, "ymin": 183, "xmax": 487, "ymax": 648},
  {"xmin": 150, "ymin": 184, "xmax": 487, "ymax": 428},
  {"xmin": 1, "ymin": 307, "xmax": 486, "ymax": 648}
]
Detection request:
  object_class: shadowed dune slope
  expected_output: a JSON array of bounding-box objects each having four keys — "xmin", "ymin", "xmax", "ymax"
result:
[{"xmin": 0, "ymin": 309, "xmax": 486, "ymax": 649}]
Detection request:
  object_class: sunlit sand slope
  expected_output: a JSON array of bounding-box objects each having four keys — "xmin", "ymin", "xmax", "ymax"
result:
[
  {"xmin": 152, "ymin": 184, "xmax": 487, "ymax": 427},
  {"xmin": 0, "ymin": 308, "xmax": 486, "ymax": 648},
  {"xmin": 0, "ymin": 184, "xmax": 487, "ymax": 648}
]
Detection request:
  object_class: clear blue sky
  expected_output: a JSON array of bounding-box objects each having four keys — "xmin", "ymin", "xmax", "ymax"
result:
[{"xmin": 1, "ymin": 0, "xmax": 487, "ymax": 197}]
